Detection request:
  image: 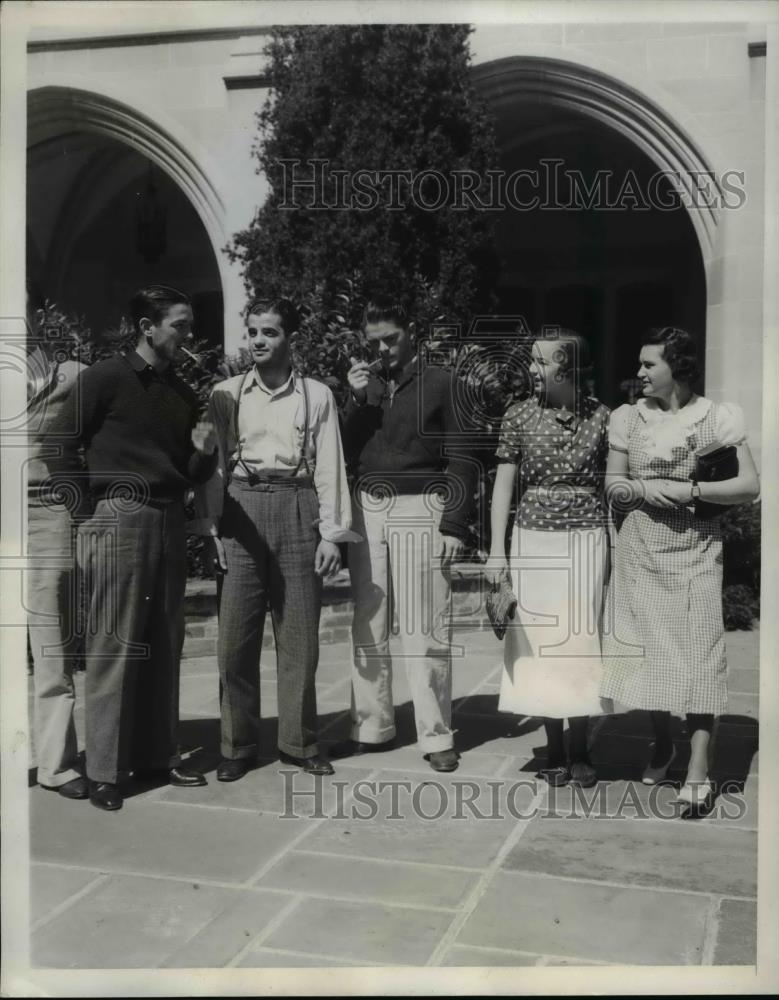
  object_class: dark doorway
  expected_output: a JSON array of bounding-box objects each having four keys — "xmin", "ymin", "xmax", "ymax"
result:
[
  {"xmin": 488, "ymin": 105, "xmax": 706, "ymax": 407},
  {"xmin": 27, "ymin": 132, "xmax": 224, "ymax": 348}
]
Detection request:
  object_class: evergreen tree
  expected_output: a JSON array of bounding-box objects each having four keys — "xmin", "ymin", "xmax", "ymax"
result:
[{"xmin": 228, "ymin": 24, "xmax": 501, "ymax": 387}]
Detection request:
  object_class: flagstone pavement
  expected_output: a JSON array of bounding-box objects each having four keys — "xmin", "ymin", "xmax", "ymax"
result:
[{"xmin": 28, "ymin": 577, "xmax": 759, "ymax": 970}]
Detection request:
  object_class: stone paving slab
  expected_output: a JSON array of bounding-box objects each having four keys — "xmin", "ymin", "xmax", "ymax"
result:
[
  {"xmin": 261, "ymin": 896, "xmax": 455, "ymax": 966},
  {"xmin": 30, "ymin": 791, "xmax": 293, "ymax": 884},
  {"xmin": 706, "ymin": 773, "xmax": 758, "ymax": 831},
  {"xmin": 537, "ymin": 770, "xmax": 755, "ymax": 831},
  {"xmin": 712, "ymin": 898, "xmax": 758, "ymax": 965},
  {"xmin": 319, "ymin": 741, "xmax": 514, "ymax": 779},
  {"xmin": 235, "ymin": 947, "xmax": 363, "ymax": 968},
  {"xmin": 295, "ymin": 769, "xmax": 522, "ymax": 869},
  {"xmin": 255, "ymin": 850, "xmax": 478, "ymax": 909},
  {"xmin": 159, "ymin": 888, "xmax": 295, "ymax": 968},
  {"xmin": 727, "ymin": 667, "xmax": 759, "ymax": 694},
  {"xmin": 502, "ymin": 816, "xmax": 757, "ymax": 898},
  {"xmin": 439, "ymin": 944, "xmax": 540, "ymax": 966},
  {"xmin": 30, "ymin": 864, "xmax": 104, "ymax": 926},
  {"xmin": 724, "ymin": 691, "xmax": 759, "ymax": 720},
  {"xmin": 538, "ymin": 779, "xmax": 685, "ymax": 820},
  {"xmin": 153, "ymin": 761, "xmax": 376, "ymax": 817},
  {"xmin": 32, "ymin": 874, "xmax": 263, "ymax": 968},
  {"xmin": 25, "ymin": 624, "xmax": 760, "ymax": 971},
  {"xmin": 179, "ymin": 655, "xmax": 219, "ymax": 678},
  {"xmin": 723, "ymin": 629, "xmax": 760, "ymax": 671},
  {"xmin": 456, "ymin": 870, "xmax": 709, "ymax": 965}
]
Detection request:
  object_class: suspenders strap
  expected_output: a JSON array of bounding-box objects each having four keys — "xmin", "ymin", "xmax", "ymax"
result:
[{"xmin": 228, "ymin": 369, "xmax": 312, "ymax": 484}]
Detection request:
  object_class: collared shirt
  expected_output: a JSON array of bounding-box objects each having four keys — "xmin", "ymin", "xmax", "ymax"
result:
[
  {"xmin": 228, "ymin": 368, "xmax": 303, "ymax": 472},
  {"xmin": 192, "ymin": 367, "xmax": 357, "ymax": 543},
  {"xmin": 496, "ymin": 395, "xmax": 609, "ymax": 531},
  {"xmin": 609, "ymin": 396, "xmax": 747, "ymax": 463}
]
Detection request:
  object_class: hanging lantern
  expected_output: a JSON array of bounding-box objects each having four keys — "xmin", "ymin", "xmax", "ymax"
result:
[{"xmin": 136, "ymin": 163, "xmax": 167, "ymax": 264}]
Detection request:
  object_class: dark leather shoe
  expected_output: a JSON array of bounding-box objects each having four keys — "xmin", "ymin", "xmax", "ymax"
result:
[
  {"xmin": 426, "ymin": 749, "xmax": 460, "ymax": 772},
  {"xmin": 169, "ymin": 766, "xmax": 207, "ymax": 787},
  {"xmin": 278, "ymin": 751, "xmax": 334, "ymax": 775},
  {"xmin": 88, "ymin": 781, "xmax": 123, "ymax": 811},
  {"xmin": 216, "ymin": 757, "xmax": 253, "ymax": 782},
  {"xmin": 41, "ymin": 776, "xmax": 89, "ymax": 800},
  {"xmin": 329, "ymin": 739, "xmax": 395, "ymax": 759},
  {"xmin": 134, "ymin": 766, "xmax": 206, "ymax": 787},
  {"xmin": 569, "ymin": 759, "xmax": 598, "ymax": 788}
]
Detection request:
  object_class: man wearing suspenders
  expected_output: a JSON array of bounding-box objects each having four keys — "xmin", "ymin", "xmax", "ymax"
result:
[{"xmin": 194, "ymin": 298, "xmax": 356, "ymax": 779}]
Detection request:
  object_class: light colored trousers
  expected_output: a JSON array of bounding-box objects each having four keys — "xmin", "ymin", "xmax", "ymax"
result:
[
  {"xmin": 28, "ymin": 498, "xmax": 81, "ymax": 787},
  {"xmin": 347, "ymin": 491, "xmax": 454, "ymax": 753}
]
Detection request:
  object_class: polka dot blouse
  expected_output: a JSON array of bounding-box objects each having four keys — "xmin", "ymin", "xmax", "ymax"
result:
[{"xmin": 496, "ymin": 396, "xmax": 610, "ymax": 531}]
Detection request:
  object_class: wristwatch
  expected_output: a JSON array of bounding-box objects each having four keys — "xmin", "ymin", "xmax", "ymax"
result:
[{"xmin": 690, "ymin": 482, "xmax": 701, "ymax": 501}]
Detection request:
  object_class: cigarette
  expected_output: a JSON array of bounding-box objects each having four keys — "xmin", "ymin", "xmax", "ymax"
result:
[
  {"xmin": 180, "ymin": 346, "xmax": 201, "ymax": 364},
  {"xmin": 366, "ymin": 358, "xmax": 384, "ymax": 372}
]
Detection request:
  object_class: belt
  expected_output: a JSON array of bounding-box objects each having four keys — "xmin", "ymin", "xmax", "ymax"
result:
[
  {"xmin": 524, "ymin": 485, "xmax": 598, "ymax": 497},
  {"xmin": 230, "ymin": 474, "xmax": 314, "ymax": 492},
  {"xmin": 91, "ymin": 492, "xmax": 184, "ymax": 509}
]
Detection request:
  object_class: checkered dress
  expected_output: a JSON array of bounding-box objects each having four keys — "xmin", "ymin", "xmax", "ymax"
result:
[{"xmin": 601, "ymin": 402, "xmax": 730, "ymax": 715}]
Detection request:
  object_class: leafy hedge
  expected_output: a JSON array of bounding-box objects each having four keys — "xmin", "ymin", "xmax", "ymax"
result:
[{"xmin": 721, "ymin": 501, "xmax": 761, "ymax": 630}]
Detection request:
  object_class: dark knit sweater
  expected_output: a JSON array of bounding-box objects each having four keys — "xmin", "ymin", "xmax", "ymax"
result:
[
  {"xmin": 341, "ymin": 360, "xmax": 477, "ymax": 541},
  {"xmin": 54, "ymin": 351, "xmax": 216, "ymax": 505}
]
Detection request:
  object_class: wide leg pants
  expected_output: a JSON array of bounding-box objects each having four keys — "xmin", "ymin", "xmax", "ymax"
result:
[
  {"xmin": 78, "ymin": 499, "xmax": 186, "ymax": 784},
  {"xmin": 27, "ymin": 498, "xmax": 81, "ymax": 787},
  {"xmin": 217, "ymin": 480, "xmax": 323, "ymax": 760},
  {"xmin": 347, "ymin": 491, "xmax": 454, "ymax": 754}
]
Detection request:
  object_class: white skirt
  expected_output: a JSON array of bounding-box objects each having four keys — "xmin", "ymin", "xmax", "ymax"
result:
[{"xmin": 499, "ymin": 524, "xmax": 613, "ymax": 719}]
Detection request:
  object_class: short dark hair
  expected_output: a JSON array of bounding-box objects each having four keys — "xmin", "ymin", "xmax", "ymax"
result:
[
  {"xmin": 363, "ymin": 297, "xmax": 412, "ymax": 330},
  {"xmin": 642, "ymin": 326, "xmax": 700, "ymax": 384},
  {"xmin": 130, "ymin": 285, "xmax": 191, "ymax": 336},
  {"xmin": 246, "ymin": 297, "xmax": 299, "ymax": 336},
  {"xmin": 536, "ymin": 326, "xmax": 593, "ymax": 381}
]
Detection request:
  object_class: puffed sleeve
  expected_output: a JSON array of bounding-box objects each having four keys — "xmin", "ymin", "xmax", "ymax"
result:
[
  {"xmin": 715, "ymin": 402, "xmax": 747, "ymax": 447},
  {"xmin": 608, "ymin": 403, "xmax": 631, "ymax": 453},
  {"xmin": 495, "ymin": 402, "xmax": 524, "ymax": 463}
]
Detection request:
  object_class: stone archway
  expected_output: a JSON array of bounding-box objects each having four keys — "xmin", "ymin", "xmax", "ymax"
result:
[
  {"xmin": 27, "ymin": 81, "xmax": 242, "ymax": 349},
  {"xmin": 473, "ymin": 56, "xmax": 724, "ymax": 405},
  {"xmin": 473, "ymin": 56, "xmax": 720, "ymax": 258}
]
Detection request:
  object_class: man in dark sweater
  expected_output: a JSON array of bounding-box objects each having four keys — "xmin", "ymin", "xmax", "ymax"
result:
[
  {"xmin": 336, "ymin": 298, "xmax": 477, "ymax": 772},
  {"xmin": 55, "ymin": 285, "xmax": 218, "ymax": 810}
]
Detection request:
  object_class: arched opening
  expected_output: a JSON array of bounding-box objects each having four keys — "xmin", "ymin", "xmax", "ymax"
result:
[
  {"xmin": 474, "ymin": 57, "xmax": 712, "ymax": 407},
  {"xmin": 27, "ymin": 85, "xmax": 229, "ymax": 347}
]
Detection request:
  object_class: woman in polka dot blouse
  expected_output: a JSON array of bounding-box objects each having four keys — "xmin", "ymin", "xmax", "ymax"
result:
[
  {"xmin": 487, "ymin": 330, "xmax": 612, "ymax": 788},
  {"xmin": 601, "ymin": 327, "xmax": 759, "ymax": 811}
]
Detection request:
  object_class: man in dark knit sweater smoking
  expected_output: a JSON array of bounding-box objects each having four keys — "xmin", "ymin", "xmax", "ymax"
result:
[
  {"xmin": 55, "ymin": 285, "xmax": 218, "ymax": 811},
  {"xmin": 335, "ymin": 298, "xmax": 477, "ymax": 773}
]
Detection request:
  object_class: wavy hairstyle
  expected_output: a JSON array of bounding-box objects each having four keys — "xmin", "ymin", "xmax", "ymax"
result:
[
  {"xmin": 642, "ymin": 326, "xmax": 700, "ymax": 384},
  {"xmin": 245, "ymin": 296, "xmax": 300, "ymax": 336}
]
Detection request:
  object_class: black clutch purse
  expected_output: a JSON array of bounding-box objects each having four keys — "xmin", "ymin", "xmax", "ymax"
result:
[
  {"xmin": 691, "ymin": 441, "xmax": 738, "ymax": 520},
  {"xmin": 486, "ymin": 576, "xmax": 518, "ymax": 640}
]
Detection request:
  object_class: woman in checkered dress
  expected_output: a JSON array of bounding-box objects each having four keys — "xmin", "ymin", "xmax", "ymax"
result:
[
  {"xmin": 601, "ymin": 327, "xmax": 759, "ymax": 809},
  {"xmin": 488, "ymin": 331, "xmax": 612, "ymax": 788}
]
